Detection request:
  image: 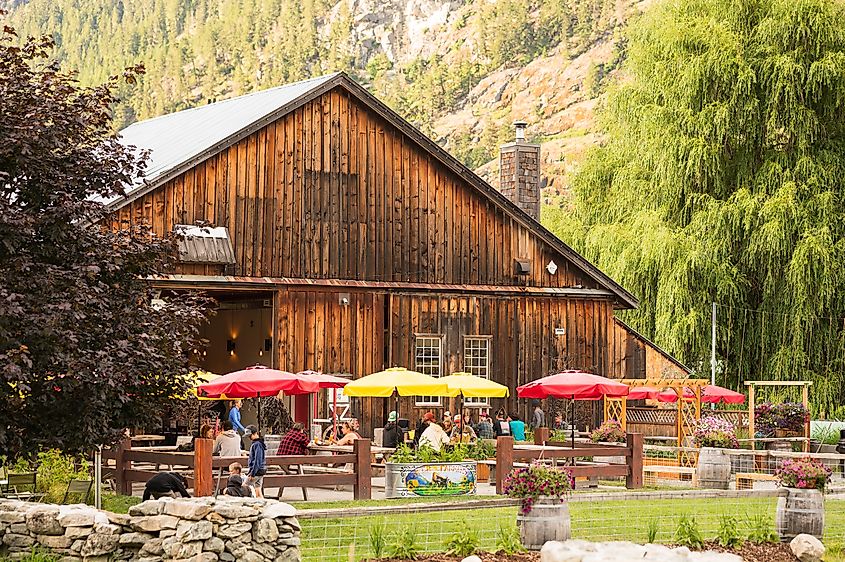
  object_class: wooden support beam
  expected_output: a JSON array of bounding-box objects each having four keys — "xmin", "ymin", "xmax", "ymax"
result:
[
  {"xmin": 626, "ymin": 432, "xmax": 643, "ymax": 489},
  {"xmin": 193, "ymin": 438, "xmax": 214, "ymax": 497},
  {"xmin": 354, "ymin": 438, "xmax": 372, "ymax": 500},
  {"xmin": 496, "ymin": 436, "xmax": 514, "ymax": 495},
  {"xmin": 114, "ymin": 437, "xmax": 132, "ymax": 496}
]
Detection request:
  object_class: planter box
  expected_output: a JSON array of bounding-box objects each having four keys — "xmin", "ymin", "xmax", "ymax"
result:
[{"xmin": 385, "ymin": 462, "xmax": 477, "ymax": 498}]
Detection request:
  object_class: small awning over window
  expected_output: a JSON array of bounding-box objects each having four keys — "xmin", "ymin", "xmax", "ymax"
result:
[{"xmin": 174, "ymin": 225, "xmax": 236, "ymax": 265}]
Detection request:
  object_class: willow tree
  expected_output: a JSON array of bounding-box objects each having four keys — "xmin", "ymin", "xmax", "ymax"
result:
[{"xmin": 547, "ymin": 0, "xmax": 845, "ymax": 414}]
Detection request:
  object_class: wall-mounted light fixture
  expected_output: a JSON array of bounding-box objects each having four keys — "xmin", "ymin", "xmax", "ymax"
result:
[
  {"xmin": 339, "ymin": 293, "xmax": 351, "ymax": 306},
  {"xmin": 264, "ymin": 338, "xmax": 272, "ymax": 352},
  {"xmin": 227, "ymin": 339, "xmax": 236, "ymax": 356}
]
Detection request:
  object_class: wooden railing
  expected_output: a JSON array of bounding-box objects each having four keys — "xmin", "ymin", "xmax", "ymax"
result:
[
  {"xmin": 495, "ymin": 431, "xmax": 644, "ymax": 494},
  {"xmin": 104, "ymin": 438, "xmax": 373, "ymax": 500}
]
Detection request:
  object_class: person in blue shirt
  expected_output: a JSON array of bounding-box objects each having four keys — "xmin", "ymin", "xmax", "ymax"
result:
[
  {"xmin": 228, "ymin": 400, "xmax": 245, "ymax": 434},
  {"xmin": 508, "ymin": 413, "xmax": 527, "ymax": 441},
  {"xmin": 244, "ymin": 424, "xmax": 267, "ymax": 498}
]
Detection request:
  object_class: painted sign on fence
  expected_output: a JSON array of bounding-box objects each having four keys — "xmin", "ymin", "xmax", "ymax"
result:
[{"xmin": 385, "ymin": 462, "xmax": 477, "ymax": 498}]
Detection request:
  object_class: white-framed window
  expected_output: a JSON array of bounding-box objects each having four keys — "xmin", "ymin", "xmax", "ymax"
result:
[
  {"xmin": 463, "ymin": 336, "xmax": 491, "ymax": 406},
  {"xmin": 415, "ymin": 335, "xmax": 443, "ymax": 406}
]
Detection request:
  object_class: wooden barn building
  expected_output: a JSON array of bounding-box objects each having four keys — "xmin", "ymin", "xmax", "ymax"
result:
[{"xmin": 109, "ymin": 73, "xmax": 689, "ymax": 430}]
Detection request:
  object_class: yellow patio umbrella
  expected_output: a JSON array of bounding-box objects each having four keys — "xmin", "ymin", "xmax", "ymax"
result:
[
  {"xmin": 443, "ymin": 372, "xmax": 509, "ymax": 436},
  {"xmin": 442, "ymin": 372, "xmax": 509, "ymax": 398},
  {"xmin": 343, "ymin": 367, "xmax": 449, "ymax": 438},
  {"xmin": 187, "ymin": 371, "xmax": 225, "ymax": 401},
  {"xmin": 343, "ymin": 367, "xmax": 448, "ymax": 397}
]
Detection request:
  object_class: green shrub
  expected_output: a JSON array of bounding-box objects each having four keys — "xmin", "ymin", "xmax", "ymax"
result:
[
  {"xmin": 388, "ymin": 527, "xmax": 419, "ymax": 560},
  {"xmin": 368, "ymin": 520, "xmax": 387, "ymax": 558},
  {"xmin": 745, "ymin": 512, "xmax": 778, "ymax": 544},
  {"xmin": 9, "ymin": 449, "xmax": 90, "ymax": 503},
  {"xmin": 646, "ymin": 519, "xmax": 659, "ymax": 543},
  {"xmin": 496, "ymin": 524, "xmax": 525, "ymax": 554},
  {"xmin": 675, "ymin": 514, "xmax": 704, "ymax": 548},
  {"xmin": 444, "ymin": 529, "xmax": 480, "ymax": 557},
  {"xmin": 716, "ymin": 515, "xmax": 741, "ymax": 547},
  {"xmin": 0, "ymin": 547, "xmax": 61, "ymax": 562}
]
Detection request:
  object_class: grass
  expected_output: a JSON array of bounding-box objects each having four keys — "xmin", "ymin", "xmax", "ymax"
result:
[
  {"xmin": 101, "ymin": 493, "xmax": 141, "ymax": 514},
  {"xmin": 298, "ymin": 497, "xmax": 845, "ymax": 562}
]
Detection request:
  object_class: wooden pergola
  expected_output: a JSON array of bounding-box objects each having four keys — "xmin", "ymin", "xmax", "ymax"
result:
[
  {"xmin": 604, "ymin": 378, "xmax": 709, "ymax": 467},
  {"xmin": 745, "ymin": 380, "xmax": 812, "ymax": 453}
]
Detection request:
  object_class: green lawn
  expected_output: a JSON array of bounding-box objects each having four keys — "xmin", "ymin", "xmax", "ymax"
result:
[{"xmin": 298, "ymin": 498, "xmax": 845, "ymax": 562}]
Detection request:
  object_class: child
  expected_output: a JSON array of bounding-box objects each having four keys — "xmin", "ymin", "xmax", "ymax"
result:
[
  {"xmin": 224, "ymin": 462, "xmax": 251, "ymax": 497},
  {"xmin": 245, "ymin": 424, "xmax": 267, "ymax": 498}
]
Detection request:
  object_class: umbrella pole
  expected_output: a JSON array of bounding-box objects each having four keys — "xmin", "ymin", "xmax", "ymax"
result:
[
  {"xmin": 197, "ymin": 401, "xmax": 201, "ymax": 436},
  {"xmin": 257, "ymin": 393, "xmax": 261, "ymax": 434},
  {"xmin": 332, "ymin": 389, "xmax": 337, "ymax": 442},
  {"xmin": 570, "ymin": 396, "xmax": 575, "ymax": 451}
]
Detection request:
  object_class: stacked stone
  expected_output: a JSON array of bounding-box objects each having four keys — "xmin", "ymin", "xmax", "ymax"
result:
[{"xmin": 0, "ymin": 497, "xmax": 301, "ymax": 562}]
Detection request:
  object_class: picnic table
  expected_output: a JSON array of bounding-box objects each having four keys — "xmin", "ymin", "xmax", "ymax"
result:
[{"xmin": 130, "ymin": 434, "xmax": 165, "ymax": 444}]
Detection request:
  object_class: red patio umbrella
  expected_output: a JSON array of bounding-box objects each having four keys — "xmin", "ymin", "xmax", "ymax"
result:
[
  {"xmin": 627, "ymin": 386, "xmax": 662, "ymax": 400},
  {"xmin": 702, "ymin": 385, "xmax": 745, "ymax": 404},
  {"xmin": 517, "ymin": 370, "xmax": 629, "ymax": 448},
  {"xmin": 197, "ymin": 365, "xmax": 320, "ymax": 431},
  {"xmin": 656, "ymin": 387, "xmax": 695, "ymax": 403}
]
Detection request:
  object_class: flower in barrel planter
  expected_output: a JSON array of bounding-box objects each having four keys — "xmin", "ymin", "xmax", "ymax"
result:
[
  {"xmin": 589, "ymin": 420, "xmax": 625, "ymax": 443},
  {"xmin": 775, "ymin": 458, "xmax": 831, "ymax": 490},
  {"xmin": 692, "ymin": 416, "xmax": 739, "ymax": 448},
  {"xmin": 503, "ymin": 464, "xmax": 573, "ymax": 514}
]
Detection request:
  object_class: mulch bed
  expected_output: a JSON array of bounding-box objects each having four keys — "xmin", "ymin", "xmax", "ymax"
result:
[
  {"xmin": 374, "ymin": 542, "xmax": 799, "ymax": 562},
  {"xmin": 703, "ymin": 540, "xmax": 799, "ymax": 562}
]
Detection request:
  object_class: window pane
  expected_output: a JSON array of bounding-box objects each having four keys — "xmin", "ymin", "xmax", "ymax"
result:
[
  {"xmin": 415, "ymin": 336, "xmax": 442, "ymax": 405},
  {"xmin": 464, "ymin": 337, "xmax": 490, "ymax": 406}
]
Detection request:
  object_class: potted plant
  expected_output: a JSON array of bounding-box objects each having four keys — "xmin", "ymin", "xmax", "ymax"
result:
[
  {"xmin": 756, "ymin": 402, "xmax": 809, "ymax": 438},
  {"xmin": 503, "ymin": 464, "xmax": 573, "ymax": 550},
  {"xmin": 774, "ymin": 458, "xmax": 831, "ymax": 541},
  {"xmin": 385, "ymin": 444, "xmax": 477, "ymax": 498},
  {"xmin": 693, "ymin": 416, "xmax": 739, "ymax": 489},
  {"xmin": 461, "ymin": 441, "xmax": 495, "ymax": 482},
  {"xmin": 589, "ymin": 419, "xmax": 626, "ymax": 443}
]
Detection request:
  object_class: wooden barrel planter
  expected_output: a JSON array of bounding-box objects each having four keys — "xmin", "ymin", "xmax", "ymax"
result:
[
  {"xmin": 696, "ymin": 447, "xmax": 731, "ymax": 490},
  {"xmin": 516, "ymin": 497, "xmax": 571, "ymax": 550},
  {"xmin": 776, "ymin": 487, "xmax": 825, "ymax": 542}
]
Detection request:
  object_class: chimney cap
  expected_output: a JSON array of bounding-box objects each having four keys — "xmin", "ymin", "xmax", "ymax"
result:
[{"xmin": 514, "ymin": 120, "xmax": 528, "ymax": 142}]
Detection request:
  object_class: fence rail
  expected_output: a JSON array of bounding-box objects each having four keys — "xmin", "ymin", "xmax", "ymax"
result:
[
  {"xmin": 104, "ymin": 437, "xmax": 373, "ymax": 499},
  {"xmin": 495, "ymin": 432, "xmax": 644, "ymax": 493}
]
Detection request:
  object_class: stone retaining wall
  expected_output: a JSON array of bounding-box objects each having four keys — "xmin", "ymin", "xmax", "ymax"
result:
[{"xmin": 0, "ymin": 497, "xmax": 301, "ymax": 562}]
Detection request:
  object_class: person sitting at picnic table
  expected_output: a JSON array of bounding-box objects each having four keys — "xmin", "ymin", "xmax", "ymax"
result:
[
  {"xmin": 213, "ymin": 421, "xmax": 244, "ymax": 457},
  {"xmin": 509, "ymin": 413, "xmax": 527, "ymax": 441},
  {"xmin": 553, "ymin": 412, "xmax": 565, "ymax": 430},
  {"xmin": 450, "ymin": 419, "xmax": 477, "ymax": 444},
  {"xmin": 142, "ymin": 472, "xmax": 190, "ymax": 501},
  {"xmin": 333, "ymin": 422, "xmax": 361, "ymax": 446},
  {"xmin": 224, "ymin": 462, "xmax": 252, "ymax": 497},
  {"xmin": 475, "ymin": 412, "xmax": 495, "ymax": 440},
  {"xmin": 494, "ymin": 410, "xmax": 512, "ymax": 437},
  {"xmin": 277, "ymin": 423, "xmax": 310, "ymax": 456},
  {"xmin": 383, "ymin": 411, "xmax": 401, "ymax": 448},
  {"xmin": 244, "ymin": 425, "xmax": 267, "ymax": 498},
  {"xmin": 532, "ymin": 399, "xmax": 545, "ymax": 428},
  {"xmin": 419, "ymin": 413, "xmax": 451, "ymax": 451}
]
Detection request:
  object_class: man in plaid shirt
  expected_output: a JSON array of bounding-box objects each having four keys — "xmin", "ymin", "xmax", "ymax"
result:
[{"xmin": 276, "ymin": 423, "xmax": 310, "ymax": 456}]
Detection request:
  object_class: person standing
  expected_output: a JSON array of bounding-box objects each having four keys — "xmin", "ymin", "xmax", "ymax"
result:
[
  {"xmin": 532, "ymin": 400, "xmax": 545, "ymax": 428},
  {"xmin": 244, "ymin": 424, "xmax": 267, "ymax": 498},
  {"xmin": 228, "ymin": 400, "xmax": 246, "ymax": 434}
]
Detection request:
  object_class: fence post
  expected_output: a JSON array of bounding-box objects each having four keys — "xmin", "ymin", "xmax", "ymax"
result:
[
  {"xmin": 626, "ymin": 432, "xmax": 643, "ymax": 489},
  {"xmin": 193, "ymin": 438, "xmax": 214, "ymax": 497},
  {"xmin": 496, "ymin": 436, "xmax": 514, "ymax": 495},
  {"xmin": 534, "ymin": 427, "xmax": 549, "ymax": 445},
  {"xmin": 114, "ymin": 437, "xmax": 132, "ymax": 496},
  {"xmin": 353, "ymin": 438, "xmax": 372, "ymax": 500}
]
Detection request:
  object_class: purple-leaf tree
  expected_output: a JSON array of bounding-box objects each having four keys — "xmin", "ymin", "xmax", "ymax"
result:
[{"xmin": 0, "ymin": 19, "xmax": 210, "ymax": 459}]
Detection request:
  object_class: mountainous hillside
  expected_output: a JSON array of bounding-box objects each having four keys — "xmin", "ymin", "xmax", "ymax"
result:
[{"xmin": 4, "ymin": 0, "xmax": 641, "ymax": 199}]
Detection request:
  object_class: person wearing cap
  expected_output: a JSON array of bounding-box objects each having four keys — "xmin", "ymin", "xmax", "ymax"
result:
[
  {"xmin": 443, "ymin": 411, "xmax": 452, "ymax": 423},
  {"xmin": 419, "ymin": 413, "xmax": 450, "ymax": 451},
  {"xmin": 450, "ymin": 418, "xmax": 477, "ymax": 444},
  {"xmin": 383, "ymin": 411, "xmax": 401, "ymax": 448},
  {"xmin": 474, "ymin": 412, "xmax": 495, "ymax": 440},
  {"xmin": 244, "ymin": 424, "xmax": 267, "ymax": 498}
]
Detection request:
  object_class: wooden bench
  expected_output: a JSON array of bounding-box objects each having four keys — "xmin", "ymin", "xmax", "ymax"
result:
[
  {"xmin": 736, "ymin": 472, "xmax": 777, "ymax": 490},
  {"xmin": 643, "ymin": 465, "xmax": 696, "ymax": 486}
]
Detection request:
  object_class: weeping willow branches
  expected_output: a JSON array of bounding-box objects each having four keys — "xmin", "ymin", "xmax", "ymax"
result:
[{"xmin": 547, "ymin": 0, "xmax": 845, "ymax": 414}]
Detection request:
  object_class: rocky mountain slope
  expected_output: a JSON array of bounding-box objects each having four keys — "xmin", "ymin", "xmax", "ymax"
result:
[{"xmin": 4, "ymin": 0, "xmax": 643, "ymax": 201}]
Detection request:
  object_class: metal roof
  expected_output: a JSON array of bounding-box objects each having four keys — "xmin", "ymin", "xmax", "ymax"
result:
[{"xmin": 111, "ymin": 73, "xmax": 339, "ymax": 206}]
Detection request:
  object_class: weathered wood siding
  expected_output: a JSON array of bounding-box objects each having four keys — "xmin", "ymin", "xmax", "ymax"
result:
[{"xmin": 111, "ymin": 87, "xmax": 601, "ymax": 289}]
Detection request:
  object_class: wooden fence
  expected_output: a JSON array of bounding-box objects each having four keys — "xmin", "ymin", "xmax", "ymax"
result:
[
  {"xmin": 627, "ymin": 408, "xmax": 749, "ymax": 439},
  {"xmin": 104, "ymin": 438, "xmax": 373, "ymax": 499},
  {"xmin": 495, "ymin": 431, "xmax": 644, "ymax": 494}
]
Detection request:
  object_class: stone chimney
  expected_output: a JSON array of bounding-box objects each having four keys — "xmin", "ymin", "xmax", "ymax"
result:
[{"xmin": 499, "ymin": 121, "xmax": 541, "ymax": 220}]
